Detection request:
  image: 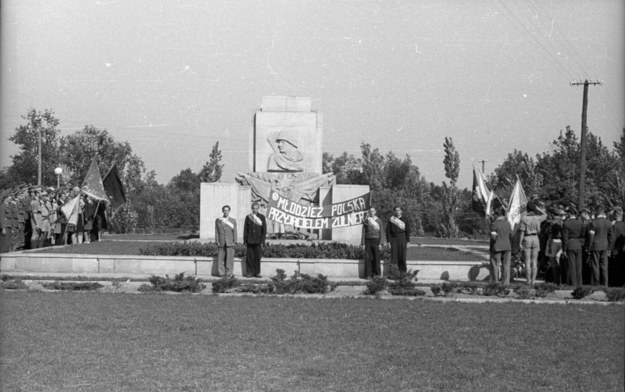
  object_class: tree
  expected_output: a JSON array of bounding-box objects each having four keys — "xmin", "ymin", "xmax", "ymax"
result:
[
  {"xmin": 198, "ymin": 142, "xmax": 224, "ymax": 183},
  {"xmin": 440, "ymin": 137, "xmax": 460, "ymax": 237},
  {"xmin": 489, "ymin": 149, "xmax": 543, "ymax": 203},
  {"xmin": 360, "ymin": 143, "xmax": 385, "ymax": 191},
  {"xmin": 7, "ymin": 108, "xmax": 61, "ymax": 186},
  {"xmin": 322, "ymin": 152, "xmax": 366, "ymax": 184}
]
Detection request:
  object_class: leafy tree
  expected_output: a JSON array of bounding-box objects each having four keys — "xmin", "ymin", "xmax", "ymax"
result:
[
  {"xmin": 360, "ymin": 143, "xmax": 385, "ymax": 191},
  {"xmin": 322, "ymin": 152, "xmax": 366, "ymax": 184},
  {"xmin": 489, "ymin": 149, "xmax": 543, "ymax": 203},
  {"xmin": 440, "ymin": 137, "xmax": 460, "ymax": 237},
  {"xmin": 198, "ymin": 141, "xmax": 224, "ymax": 183},
  {"xmin": 7, "ymin": 108, "xmax": 61, "ymax": 186}
]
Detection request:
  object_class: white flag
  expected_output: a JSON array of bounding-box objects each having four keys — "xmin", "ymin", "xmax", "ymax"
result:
[
  {"xmin": 507, "ymin": 178, "xmax": 527, "ymax": 230},
  {"xmin": 61, "ymin": 195, "xmax": 81, "ymax": 226}
]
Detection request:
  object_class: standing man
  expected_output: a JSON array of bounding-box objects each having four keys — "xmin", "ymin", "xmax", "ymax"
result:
[
  {"xmin": 243, "ymin": 202, "xmax": 267, "ymax": 278},
  {"xmin": 610, "ymin": 207, "xmax": 625, "ymax": 286},
  {"xmin": 29, "ymin": 188, "xmax": 42, "ymax": 249},
  {"xmin": 546, "ymin": 209, "xmax": 565, "ymax": 284},
  {"xmin": 489, "ymin": 206, "xmax": 512, "ymax": 284},
  {"xmin": 213, "ymin": 205, "xmax": 238, "ymax": 277},
  {"xmin": 518, "ymin": 201, "xmax": 547, "ymax": 286},
  {"xmin": 588, "ymin": 206, "xmax": 613, "ymax": 287},
  {"xmin": 562, "ymin": 207, "xmax": 585, "ymax": 286},
  {"xmin": 386, "ymin": 206, "xmax": 410, "ymax": 277},
  {"xmin": 361, "ymin": 206, "xmax": 385, "ymax": 279}
]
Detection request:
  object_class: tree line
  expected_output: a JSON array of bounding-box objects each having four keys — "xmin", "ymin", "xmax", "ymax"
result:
[{"xmin": 2, "ymin": 108, "xmax": 623, "ymax": 236}]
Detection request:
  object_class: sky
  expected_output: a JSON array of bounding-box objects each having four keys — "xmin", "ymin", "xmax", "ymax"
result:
[{"xmin": 1, "ymin": 0, "xmax": 623, "ymax": 189}]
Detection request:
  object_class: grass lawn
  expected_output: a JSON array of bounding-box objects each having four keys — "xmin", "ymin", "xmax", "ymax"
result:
[
  {"xmin": 31, "ymin": 241, "xmax": 486, "ymax": 261},
  {"xmin": 0, "ymin": 292, "xmax": 622, "ymax": 392}
]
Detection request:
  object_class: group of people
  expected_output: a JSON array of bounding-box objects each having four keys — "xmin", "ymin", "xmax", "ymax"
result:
[
  {"xmin": 212, "ymin": 202, "xmax": 267, "ymax": 278},
  {"xmin": 489, "ymin": 202, "xmax": 625, "ymax": 287},
  {"xmin": 0, "ymin": 185, "xmax": 107, "ymax": 253},
  {"xmin": 212, "ymin": 202, "xmax": 411, "ymax": 280}
]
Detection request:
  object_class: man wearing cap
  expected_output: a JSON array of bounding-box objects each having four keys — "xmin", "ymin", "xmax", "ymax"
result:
[
  {"xmin": 562, "ymin": 207, "xmax": 586, "ymax": 286},
  {"xmin": 267, "ymin": 131, "xmax": 304, "ymax": 172},
  {"xmin": 609, "ymin": 207, "xmax": 625, "ymax": 286},
  {"xmin": 489, "ymin": 206, "xmax": 512, "ymax": 284},
  {"xmin": 386, "ymin": 206, "xmax": 410, "ymax": 277},
  {"xmin": 588, "ymin": 206, "xmax": 613, "ymax": 286},
  {"xmin": 213, "ymin": 205, "xmax": 238, "ymax": 277},
  {"xmin": 361, "ymin": 206, "xmax": 385, "ymax": 279},
  {"xmin": 243, "ymin": 202, "xmax": 267, "ymax": 278}
]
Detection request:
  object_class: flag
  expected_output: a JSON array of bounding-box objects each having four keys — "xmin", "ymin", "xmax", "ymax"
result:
[
  {"xmin": 471, "ymin": 166, "xmax": 491, "ymax": 216},
  {"xmin": 103, "ymin": 164, "xmax": 126, "ymax": 211},
  {"xmin": 61, "ymin": 195, "xmax": 81, "ymax": 226},
  {"xmin": 82, "ymin": 159, "xmax": 109, "ymax": 203},
  {"xmin": 507, "ymin": 177, "xmax": 527, "ymax": 230}
]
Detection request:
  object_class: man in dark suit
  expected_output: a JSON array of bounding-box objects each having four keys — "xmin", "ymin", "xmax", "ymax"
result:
[
  {"xmin": 243, "ymin": 202, "xmax": 267, "ymax": 278},
  {"xmin": 562, "ymin": 207, "xmax": 585, "ymax": 286},
  {"xmin": 361, "ymin": 206, "xmax": 385, "ymax": 279},
  {"xmin": 386, "ymin": 206, "xmax": 410, "ymax": 277},
  {"xmin": 213, "ymin": 205, "xmax": 238, "ymax": 277},
  {"xmin": 610, "ymin": 207, "xmax": 625, "ymax": 286},
  {"xmin": 489, "ymin": 207, "xmax": 512, "ymax": 284},
  {"xmin": 588, "ymin": 206, "xmax": 613, "ymax": 286}
]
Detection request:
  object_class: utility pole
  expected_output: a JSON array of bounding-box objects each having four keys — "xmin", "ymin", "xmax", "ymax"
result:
[
  {"xmin": 35, "ymin": 117, "xmax": 42, "ymax": 187},
  {"xmin": 478, "ymin": 159, "xmax": 487, "ymax": 173},
  {"xmin": 570, "ymin": 79, "xmax": 602, "ymax": 211}
]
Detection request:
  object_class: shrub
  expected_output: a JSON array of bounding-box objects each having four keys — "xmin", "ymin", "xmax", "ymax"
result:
[
  {"xmin": 534, "ymin": 283, "xmax": 559, "ymax": 298},
  {"xmin": 572, "ymin": 286, "xmax": 594, "ymax": 300},
  {"xmin": 430, "ymin": 285, "xmax": 442, "ymax": 297},
  {"xmin": 514, "ymin": 286, "xmax": 535, "ymax": 300},
  {"xmin": 236, "ymin": 283, "xmax": 273, "ymax": 294},
  {"xmin": 139, "ymin": 242, "xmax": 365, "ymax": 260},
  {"xmin": 0, "ymin": 280, "xmax": 28, "ymax": 290},
  {"xmin": 146, "ymin": 272, "xmax": 206, "ymax": 293},
  {"xmin": 269, "ymin": 270, "xmax": 332, "ymax": 294},
  {"xmin": 482, "ymin": 283, "xmax": 510, "ymax": 297},
  {"xmin": 212, "ymin": 275, "xmax": 239, "ymax": 293},
  {"xmin": 364, "ymin": 276, "xmax": 388, "ymax": 295},
  {"xmin": 605, "ymin": 287, "xmax": 625, "ymax": 302},
  {"xmin": 42, "ymin": 282, "xmax": 103, "ymax": 291},
  {"xmin": 388, "ymin": 271, "xmax": 425, "ymax": 297},
  {"xmin": 459, "ymin": 282, "xmax": 481, "ymax": 295},
  {"xmin": 441, "ymin": 282, "xmax": 458, "ymax": 296}
]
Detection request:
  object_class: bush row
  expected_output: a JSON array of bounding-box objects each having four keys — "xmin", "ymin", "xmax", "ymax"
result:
[
  {"xmin": 211, "ymin": 269, "xmax": 335, "ymax": 295},
  {"xmin": 139, "ymin": 242, "xmax": 369, "ymax": 260}
]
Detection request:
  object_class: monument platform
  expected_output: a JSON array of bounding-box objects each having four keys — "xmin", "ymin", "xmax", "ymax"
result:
[{"xmin": 0, "ymin": 251, "xmax": 490, "ymax": 281}]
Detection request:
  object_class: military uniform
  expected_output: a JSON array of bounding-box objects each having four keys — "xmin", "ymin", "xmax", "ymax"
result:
[
  {"xmin": 562, "ymin": 216, "xmax": 585, "ymax": 286},
  {"xmin": 588, "ymin": 215, "xmax": 613, "ymax": 286}
]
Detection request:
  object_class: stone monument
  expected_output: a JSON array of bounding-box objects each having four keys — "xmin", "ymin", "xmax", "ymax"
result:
[{"xmin": 200, "ymin": 96, "xmax": 369, "ymax": 244}]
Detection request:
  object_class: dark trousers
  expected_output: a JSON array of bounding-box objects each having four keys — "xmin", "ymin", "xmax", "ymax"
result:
[
  {"xmin": 390, "ymin": 236, "xmax": 407, "ymax": 273},
  {"xmin": 245, "ymin": 244, "xmax": 262, "ymax": 276},
  {"xmin": 591, "ymin": 250, "xmax": 609, "ymax": 286},
  {"xmin": 566, "ymin": 249, "xmax": 583, "ymax": 286},
  {"xmin": 364, "ymin": 239, "xmax": 381, "ymax": 278},
  {"xmin": 490, "ymin": 250, "xmax": 511, "ymax": 284}
]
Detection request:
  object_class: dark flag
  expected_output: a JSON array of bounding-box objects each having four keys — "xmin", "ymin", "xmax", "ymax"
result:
[
  {"xmin": 103, "ymin": 164, "xmax": 126, "ymax": 211},
  {"xmin": 82, "ymin": 159, "xmax": 110, "ymax": 203},
  {"xmin": 472, "ymin": 166, "xmax": 489, "ymax": 215}
]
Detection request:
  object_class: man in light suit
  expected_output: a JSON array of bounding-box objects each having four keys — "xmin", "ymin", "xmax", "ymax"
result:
[
  {"xmin": 243, "ymin": 202, "xmax": 267, "ymax": 278},
  {"xmin": 213, "ymin": 205, "xmax": 238, "ymax": 277}
]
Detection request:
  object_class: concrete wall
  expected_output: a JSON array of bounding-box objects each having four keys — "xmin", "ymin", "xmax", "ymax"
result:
[
  {"xmin": 1, "ymin": 252, "xmax": 489, "ymax": 281},
  {"xmin": 200, "ymin": 183, "xmax": 251, "ymax": 240}
]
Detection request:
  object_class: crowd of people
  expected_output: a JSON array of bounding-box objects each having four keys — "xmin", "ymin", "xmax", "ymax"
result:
[
  {"xmin": 489, "ymin": 202, "xmax": 625, "ymax": 288},
  {"xmin": 0, "ymin": 185, "xmax": 107, "ymax": 253}
]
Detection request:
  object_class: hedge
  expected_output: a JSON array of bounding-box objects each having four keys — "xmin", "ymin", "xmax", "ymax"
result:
[{"xmin": 139, "ymin": 242, "xmax": 370, "ymax": 260}]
